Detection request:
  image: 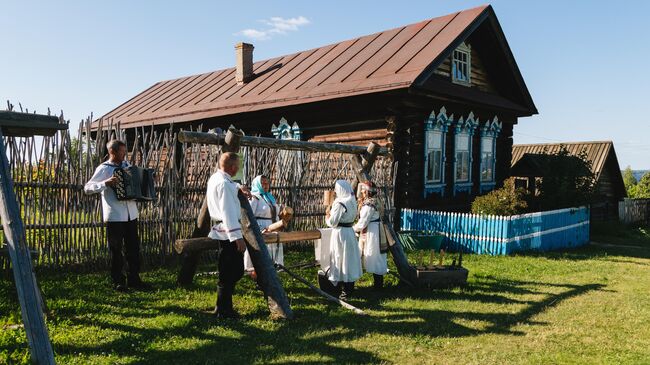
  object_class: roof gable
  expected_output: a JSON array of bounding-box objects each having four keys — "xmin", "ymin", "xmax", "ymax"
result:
[{"xmin": 97, "ymin": 5, "xmax": 534, "ymax": 129}]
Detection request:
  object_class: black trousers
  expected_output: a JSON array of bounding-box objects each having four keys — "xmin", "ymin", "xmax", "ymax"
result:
[
  {"xmin": 216, "ymin": 240, "xmax": 244, "ymax": 311},
  {"xmin": 107, "ymin": 219, "xmax": 141, "ymax": 285}
]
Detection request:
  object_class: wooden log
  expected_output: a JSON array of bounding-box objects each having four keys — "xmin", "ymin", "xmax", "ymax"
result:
[
  {"xmin": 238, "ymin": 191, "xmax": 293, "ymax": 319},
  {"xmin": 178, "ymin": 130, "xmax": 390, "ymax": 156},
  {"xmin": 361, "ymin": 142, "xmax": 380, "ymax": 172},
  {"xmin": 0, "ymin": 129, "xmax": 55, "ymax": 364},
  {"xmin": 177, "ymin": 127, "xmax": 243, "ymax": 286},
  {"xmin": 0, "ymin": 110, "xmax": 67, "ymax": 137},
  {"xmin": 175, "ymin": 230, "xmax": 322, "ymax": 254},
  {"xmin": 276, "ymin": 264, "xmax": 365, "ymax": 315}
]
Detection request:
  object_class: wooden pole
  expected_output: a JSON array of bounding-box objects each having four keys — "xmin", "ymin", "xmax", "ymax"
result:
[
  {"xmin": 276, "ymin": 264, "xmax": 365, "ymax": 315},
  {"xmin": 178, "ymin": 130, "xmax": 390, "ymax": 156},
  {"xmin": 239, "ymin": 192, "xmax": 293, "ymax": 319},
  {"xmin": 0, "ymin": 129, "xmax": 55, "ymax": 365}
]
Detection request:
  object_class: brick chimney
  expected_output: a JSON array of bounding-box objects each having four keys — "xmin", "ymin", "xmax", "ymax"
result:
[{"xmin": 235, "ymin": 42, "xmax": 254, "ymax": 84}]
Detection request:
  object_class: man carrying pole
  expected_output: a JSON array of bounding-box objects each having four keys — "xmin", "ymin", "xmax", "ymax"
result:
[{"xmin": 206, "ymin": 152, "xmax": 249, "ymax": 319}]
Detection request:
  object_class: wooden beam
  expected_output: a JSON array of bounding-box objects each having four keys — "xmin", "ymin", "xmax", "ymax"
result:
[
  {"xmin": 178, "ymin": 130, "xmax": 390, "ymax": 156},
  {"xmin": 174, "ymin": 230, "xmax": 322, "ymax": 254},
  {"xmin": 0, "ymin": 111, "xmax": 67, "ymax": 137},
  {"xmin": 0, "ymin": 129, "xmax": 55, "ymax": 364},
  {"xmin": 238, "ymin": 191, "xmax": 293, "ymax": 319}
]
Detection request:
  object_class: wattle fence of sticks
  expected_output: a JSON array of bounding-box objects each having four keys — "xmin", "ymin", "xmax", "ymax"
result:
[
  {"xmin": 0, "ymin": 105, "xmax": 394, "ymax": 270},
  {"xmin": 400, "ymin": 206, "xmax": 590, "ymax": 255}
]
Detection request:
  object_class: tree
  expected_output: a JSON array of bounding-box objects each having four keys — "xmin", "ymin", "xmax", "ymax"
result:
[
  {"xmin": 623, "ymin": 166, "xmax": 637, "ymax": 195},
  {"xmin": 633, "ymin": 172, "xmax": 650, "ymax": 198}
]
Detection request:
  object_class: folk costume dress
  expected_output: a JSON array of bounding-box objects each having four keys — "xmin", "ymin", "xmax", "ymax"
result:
[
  {"xmin": 244, "ymin": 176, "xmax": 283, "ymax": 271},
  {"xmin": 325, "ymin": 180, "xmax": 362, "ymax": 284},
  {"xmin": 354, "ymin": 198, "xmax": 388, "ymax": 276}
]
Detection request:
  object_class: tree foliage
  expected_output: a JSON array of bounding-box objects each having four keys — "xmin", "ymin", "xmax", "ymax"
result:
[
  {"xmin": 471, "ymin": 178, "xmax": 528, "ymax": 216},
  {"xmin": 623, "ymin": 166, "xmax": 637, "ymax": 193},
  {"xmin": 630, "ymin": 172, "xmax": 650, "ymax": 198}
]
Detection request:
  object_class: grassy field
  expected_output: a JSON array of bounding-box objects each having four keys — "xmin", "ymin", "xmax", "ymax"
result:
[{"xmin": 2, "ymin": 222, "xmax": 650, "ymax": 364}]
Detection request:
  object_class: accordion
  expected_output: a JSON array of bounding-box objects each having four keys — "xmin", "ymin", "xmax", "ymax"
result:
[{"xmin": 112, "ymin": 166, "xmax": 156, "ymax": 202}]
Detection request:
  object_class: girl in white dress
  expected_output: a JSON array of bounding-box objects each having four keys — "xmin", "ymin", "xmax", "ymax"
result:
[
  {"xmin": 354, "ymin": 182, "xmax": 388, "ymax": 290},
  {"xmin": 325, "ymin": 180, "xmax": 362, "ymax": 299},
  {"xmin": 244, "ymin": 175, "xmax": 283, "ymax": 275}
]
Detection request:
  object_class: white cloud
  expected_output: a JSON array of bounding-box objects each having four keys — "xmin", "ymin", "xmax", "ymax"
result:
[
  {"xmin": 236, "ymin": 16, "xmax": 310, "ymax": 41},
  {"xmin": 239, "ymin": 28, "xmax": 271, "ymax": 41}
]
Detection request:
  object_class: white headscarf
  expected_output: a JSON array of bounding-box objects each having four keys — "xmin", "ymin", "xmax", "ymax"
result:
[{"xmin": 334, "ymin": 180, "xmax": 353, "ymax": 199}]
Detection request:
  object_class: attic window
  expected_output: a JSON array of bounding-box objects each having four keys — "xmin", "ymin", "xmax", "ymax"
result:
[{"xmin": 452, "ymin": 42, "xmax": 471, "ymax": 86}]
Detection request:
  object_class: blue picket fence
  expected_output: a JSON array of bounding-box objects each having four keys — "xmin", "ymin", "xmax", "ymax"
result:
[{"xmin": 400, "ymin": 206, "xmax": 590, "ymax": 255}]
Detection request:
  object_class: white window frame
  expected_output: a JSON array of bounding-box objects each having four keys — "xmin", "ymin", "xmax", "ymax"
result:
[
  {"xmin": 451, "ymin": 42, "xmax": 472, "ymax": 86},
  {"xmin": 455, "ymin": 133, "xmax": 471, "ymax": 182},
  {"xmin": 480, "ymin": 135, "xmax": 495, "ymax": 182},
  {"xmin": 425, "ymin": 130, "xmax": 444, "ymax": 183},
  {"xmin": 452, "ymin": 113, "xmax": 479, "ymax": 195}
]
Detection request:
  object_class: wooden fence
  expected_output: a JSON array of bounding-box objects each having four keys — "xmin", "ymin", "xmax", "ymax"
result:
[
  {"xmin": 0, "ymin": 105, "xmax": 393, "ymax": 270},
  {"xmin": 618, "ymin": 198, "xmax": 650, "ymax": 225},
  {"xmin": 400, "ymin": 206, "xmax": 590, "ymax": 255}
]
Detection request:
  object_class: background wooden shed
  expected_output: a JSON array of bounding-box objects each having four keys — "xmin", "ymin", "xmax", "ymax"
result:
[{"xmin": 512, "ymin": 141, "xmax": 627, "ymax": 220}]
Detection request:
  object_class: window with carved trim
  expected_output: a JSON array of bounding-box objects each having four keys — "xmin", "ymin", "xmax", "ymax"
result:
[
  {"xmin": 425, "ymin": 130, "xmax": 443, "ymax": 183},
  {"xmin": 452, "ymin": 43, "xmax": 471, "ymax": 86},
  {"xmin": 455, "ymin": 133, "xmax": 470, "ymax": 182},
  {"xmin": 480, "ymin": 136, "xmax": 495, "ymax": 182}
]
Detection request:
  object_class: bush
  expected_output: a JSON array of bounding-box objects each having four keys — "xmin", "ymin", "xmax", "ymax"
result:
[{"xmin": 471, "ymin": 178, "xmax": 528, "ymax": 216}]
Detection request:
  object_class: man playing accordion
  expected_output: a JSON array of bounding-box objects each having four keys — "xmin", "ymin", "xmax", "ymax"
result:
[{"xmin": 84, "ymin": 139, "xmax": 151, "ymax": 292}]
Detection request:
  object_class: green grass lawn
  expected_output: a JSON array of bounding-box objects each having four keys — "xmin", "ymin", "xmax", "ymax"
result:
[{"xmin": 2, "ymin": 223, "xmax": 650, "ymax": 364}]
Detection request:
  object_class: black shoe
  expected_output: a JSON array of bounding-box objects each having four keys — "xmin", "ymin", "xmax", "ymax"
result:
[
  {"xmin": 214, "ymin": 309, "xmax": 241, "ymax": 320},
  {"xmin": 114, "ymin": 283, "xmax": 128, "ymax": 292}
]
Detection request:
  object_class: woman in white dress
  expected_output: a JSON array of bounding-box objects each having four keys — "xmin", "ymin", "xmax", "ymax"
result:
[
  {"xmin": 354, "ymin": 182, "xmax": 388, "ymax": 290},
  {"xmin": 324, "ymin": 180, "xmax": 362, "ymax": 300},
  {"xmin": 244, "ymin": 175, "xmax": 283, "ymax": 276}
]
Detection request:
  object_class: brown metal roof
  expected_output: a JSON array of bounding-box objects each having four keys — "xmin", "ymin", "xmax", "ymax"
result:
[
  {"xmin": 512, "ymin": 141, "xmax": 618, "ymax": 181},
  {"xmin": 97, "ymin": 5, "xmax": 491, "ymax": 129}
]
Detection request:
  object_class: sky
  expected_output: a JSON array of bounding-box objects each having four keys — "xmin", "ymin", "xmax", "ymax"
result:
[{"xmin": 1, "ymin": 0, "xmax": 649, "ymax": 169}]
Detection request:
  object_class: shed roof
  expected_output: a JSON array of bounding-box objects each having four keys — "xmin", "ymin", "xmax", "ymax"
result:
[
  {"xmin": 512, "ymin": 141, "xmax": 623, "ymax": 181},
  {"xmin": 96, "ymin": 5, "xmax": 536, "ymax": 129}
]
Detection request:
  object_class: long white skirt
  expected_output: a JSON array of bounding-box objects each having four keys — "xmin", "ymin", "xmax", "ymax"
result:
[
  {"xmin": 327, "ymin": 226, "xmax": 362, "ymax": 283},
  {"xmin": 244, "ymin": 218, "xmax": 284, "ymax": 271},
  {"xmin": 359, "ymin": 222, "xmax": 388, "ymax": 275},
  {"xmin": 244, "ymin": 243, "xmax": 284, "ymax": 271}
]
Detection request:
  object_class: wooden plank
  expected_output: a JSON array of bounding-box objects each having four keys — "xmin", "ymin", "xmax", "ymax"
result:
[
  {"xmin": 0, "ymin": 111, "xmax": 66, "ymax": 137},
  {"xmin": 174, "ymin": 230, "xmax": 322, "ymax": 254},
  {"xmin": 0, "ymin": 129, "xmax": 55, "ymax": 364}
]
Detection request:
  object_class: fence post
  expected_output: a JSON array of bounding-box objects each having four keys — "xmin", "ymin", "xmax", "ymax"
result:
[{"xmin": 0, "ymin": 130, "xmax": 55, "ymax": 364}]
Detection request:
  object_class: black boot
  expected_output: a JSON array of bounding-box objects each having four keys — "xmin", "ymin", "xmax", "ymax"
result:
[
  {"xmin": 318, "ymin": 271, "xmax": 339, "ymax": 297},
  {"xmin": 338, "ymin": 282, "xmax": 347, "ymax": 301},
  {"xmin": 373, "ymin": 274, "xmax": 384, "ymax": 290},
  {"xmin": 214, "ymin": 286, "xmax": 239, "ymax": 319},
  {"xmin": 340, "ymin": 282, "xmax": 354, "ymax": 301}
]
